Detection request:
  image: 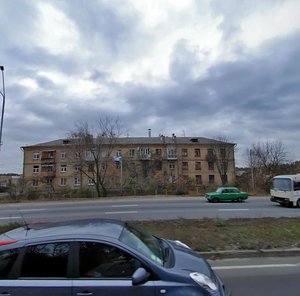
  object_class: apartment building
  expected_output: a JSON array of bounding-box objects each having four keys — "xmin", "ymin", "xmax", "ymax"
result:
[{"xmin": 21, "ymin": 135, "xmax": 236, "ymax": 193}]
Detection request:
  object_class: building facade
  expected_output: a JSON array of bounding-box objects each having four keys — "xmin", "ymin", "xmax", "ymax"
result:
[{"xmin": 22, "ymin": 135, "xmax": 236, "ymax": 194}]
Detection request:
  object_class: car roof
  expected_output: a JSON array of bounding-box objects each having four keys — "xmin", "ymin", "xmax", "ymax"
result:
[
  {"xmin": 0, "ymin": 218, "xmax": 125, "ymax": 243},
  {"xmin": 218, "ymin": 187, "xmax": 239, "ymax": 190}
]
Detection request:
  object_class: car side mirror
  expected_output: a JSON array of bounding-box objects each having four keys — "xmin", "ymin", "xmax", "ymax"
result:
[{"xmin": 132, "ymin": 267, "xmax": 150, "ymax": 285}]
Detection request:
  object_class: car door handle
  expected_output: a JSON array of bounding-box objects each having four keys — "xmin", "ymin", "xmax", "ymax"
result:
[{"xmin": 76, "ymin": 293, "xmax": 93, "ymax": 296}]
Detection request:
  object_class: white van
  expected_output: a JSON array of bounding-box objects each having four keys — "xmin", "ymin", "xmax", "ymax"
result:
[{"xmin": 270, "ymin": 174, "xmax": 300, "ymax": 207}]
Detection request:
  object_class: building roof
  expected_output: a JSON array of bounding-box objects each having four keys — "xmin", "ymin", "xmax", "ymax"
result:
[{"xmin": 22, "ymin": 136, "xmax": 236, "ymax": 148}]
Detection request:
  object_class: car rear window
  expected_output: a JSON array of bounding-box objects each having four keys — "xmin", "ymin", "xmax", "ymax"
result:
[{"xmin": 20, "ymin": 242, "xmax": 70, "ymax": 278}]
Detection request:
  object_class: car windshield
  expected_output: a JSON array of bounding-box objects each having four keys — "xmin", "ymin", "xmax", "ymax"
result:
[
  {"xmin": 119, "ymin": 222, "xmax": 164, "ymax": 266},
  {"xmin": 272, "ymin": 178, "xmax": 292, "ymax": 191},
  {"xmin": 216, "ymin": 188, "xmax": 223, "ymax": 193}
]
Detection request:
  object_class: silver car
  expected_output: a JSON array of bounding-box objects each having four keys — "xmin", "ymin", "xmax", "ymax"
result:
[{"xmin": 0, "ymin": 218, "xmax": 230, "ymax": 295}]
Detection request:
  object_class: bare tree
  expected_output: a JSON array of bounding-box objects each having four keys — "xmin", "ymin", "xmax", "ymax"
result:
[
  {"xmin": 246, "ymin": 140, "xmax": 289, "ymax": 191},
  {"xmin": 207, "ymin": 136, "xmax": 236, "ymax": 185},
  {"xmin": 68, "ymin": 116, "xmax": 123, "ymax": 197}
]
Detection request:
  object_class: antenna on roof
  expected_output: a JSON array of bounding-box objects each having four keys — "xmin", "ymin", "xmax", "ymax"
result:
[
  {"xmin": 0, "ymin": 66, "xmax": 5, "ymax": 150},
  {"xmin": 18, "ymin": 209, "xmax": 30, "ymax": 231}
]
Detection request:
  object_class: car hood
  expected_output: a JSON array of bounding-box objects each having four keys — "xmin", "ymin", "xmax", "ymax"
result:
[{"xmin": 167, "ymin": 240, "xmax": 214, "ymax": 278}]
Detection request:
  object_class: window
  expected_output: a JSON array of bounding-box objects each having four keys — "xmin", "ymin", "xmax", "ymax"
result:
[
  {"xmin": 140, "ymin": 148, "xmax": 150, "ymax": 159},
  {"xmin": 294, "ymin": 181, "xmax": 300, "ymax": 191},
  {"xmin": 155, "ymin": 160, "xmax": 162, "ymax": 170},
  {"xmin": 79, "ymin": 242, "xmax": 141, "ymax": 278},
  {"xmin": 75, "ymin": 151, "xmax": 81, "ymax": 158},
  {"xmin": 194, "ymin": 148, "xmax": 201, "ymax": 157},
  {"xmin": 33, "ymin": 165, "xmax": 39, "ymax": 173},
  {"xmin": 129, "ymin": 149, "xmax": 135, "ymax": 157},
  {"xmin": 75, "ymin": 164, "xmax": 81, "ymax": 172},
  {"xmin": 61, "ymin": 164, "xmax": 67, "ymax": 172},
  {"xmin": 196, "ymin": 175, "xmax": 202, "ymax": 184},
  {"xmin": 169, "ymin": 162, "xmax": 175, "ymax": 169},
  {"xmin": 45, "ymin": 151, "xmax": 54, "ymax": 159},
  {"xmin": 32, "ymin": 179, "xmax": 38, "ymax": 187},
  {"xmin": 209, "ymin": 175, "xmax": 215, "ymax": 184},
  {"xmin": 61, "ymin": 151, "xmax": 67, "ymax": 159},
  {"xmin": 21, "ymin": 242, "xmax": 70, "ymax": 278},
  {"xmin": 115, "ymin": 150, "xmax": 122, "ymax": 157},
  {"xmin": 207, "ymin": 148, "xmax": 213, "ymax": 156},
  {"xmin": 169, "ymin": 175, "xmax": 176, "ymax": 183},
  {"xmin": 60, "ymin": 178, "xmax": 66, "ymax": 186},
  {"xmin": 88, "ymin": 178, "xmax": 94, "ymax": 185},
  {"xmin": 155, "ymin": 148, "xmax": 161, "ymax": 155},
  {"xmin": 46, "ymin": 178, "xmax": 53, "ymax": 186},
  {"xmin": 0, "ymin": 249, "xmax": 20, "ymax": 279},
  {"xmin": 195, "ymin": 162, "xmax": 201, "ymax": 170},
  {"xmin": 32, "ymin": 152, "xmax": 40, "ymax": 160},
  {"xmin": 167, "ymin": 148, "xmax": 176, "ymax": 159},
  {"xmin": 182, "ymin": 148, "xmax": 188, "ymax": 157},
  {"xmin": 120, "ymin": 222, "xmax": 163, "ymax": 265},
  {"xmin": 208, "ymin": 161, "xmax": 214, "ymax": 170},
  {"xmin": 85, "ymin": 150, "xmax": 94, "ymax": 160},
  {"xmin": 88, "ymin": 163, "xmax": 94, "ymax": 172},
  {"xmin": 74, "ymin": 177, "xmax": 81, "ymax": 186},
  {"xmin": 182, "ymin": 162, "xmax": 188, "ymax": 171}
]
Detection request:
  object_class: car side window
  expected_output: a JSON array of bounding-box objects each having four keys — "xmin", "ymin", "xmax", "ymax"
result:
[
  {"xmin": 20, "ymin": 242, "xmax": 70, "ymax": 278},
  {"xmin": 79, "ymin": 242, "xmax": 141, "ymax": 278},
  {"xmin": 0, "ymin": 248, "xmax": 20, "ymax": 279}
]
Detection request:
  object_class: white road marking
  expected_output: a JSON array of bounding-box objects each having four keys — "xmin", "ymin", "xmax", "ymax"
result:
[
  {"xmin": 19, "ymin": 209, "xmax": 46, "ymax": 212},
  {"xmin": 213, "ymin": 263, "xmax": 300, "ymax": 270},
  {"xmin": 111, "ymin": 204, "xmax": 139, "ymax": 208},
  {"xmin": 105, "ymin": 211, "xmax": 138, "ymax": 215},
  {"xmin": 218, "ymin": 209, "xmax": 250, "ymax": 211},
  {"xmin": 0, "ymin": 216, "xmax": 21, "ymax": 220}
]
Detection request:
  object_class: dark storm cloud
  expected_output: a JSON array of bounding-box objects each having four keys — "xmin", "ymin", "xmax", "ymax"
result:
[
  {"xmin": 6, "ymin": 47, "xmax": 81, "ymax": 74},
  {"xmin": 0, "ymin": 0, "xmax": 299, "ymax": 172},
  {"xmin": 115, "ymin": 30, "xmax": 300, "ymax": 146},
  {"xmin": 56, "ymin": 0, "xmax": 142, "ymax": 59}
]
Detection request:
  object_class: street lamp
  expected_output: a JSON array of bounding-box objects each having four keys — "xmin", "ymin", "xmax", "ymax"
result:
[{"xmin": 0, "ymin": 66, "xmax": 5, "ymax": 149}]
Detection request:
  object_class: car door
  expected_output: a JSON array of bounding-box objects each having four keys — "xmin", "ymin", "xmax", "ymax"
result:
[
  {"xmin": 0, "ymin": 242, "xmax": 72, "ymax": 296},
  {"xmin": 72, "ymin": 241, "xmax": 156, "ymax": 296}
]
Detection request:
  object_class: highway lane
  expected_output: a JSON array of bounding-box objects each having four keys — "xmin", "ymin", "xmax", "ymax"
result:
[
  {"xmin": 210, "ymin": 256, "xmax": 300, "ymax": 296},
  {"xmin": 0, "ymin": 195, "xmax": 300, "ymax": 224}
]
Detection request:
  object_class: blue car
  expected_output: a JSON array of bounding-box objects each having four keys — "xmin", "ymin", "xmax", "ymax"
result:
[{"xmin": 0, "ymin": 219, "xmax": 230, "ymax": 295}]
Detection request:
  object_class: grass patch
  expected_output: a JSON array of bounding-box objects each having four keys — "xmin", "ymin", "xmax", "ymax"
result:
[
  {"xmin": 1, "ymin": 218, "xmax": 300, "ymax": 252},
  {"xmin": 133, "ymin": 218, "xmax": 300, "ymax": 252}
]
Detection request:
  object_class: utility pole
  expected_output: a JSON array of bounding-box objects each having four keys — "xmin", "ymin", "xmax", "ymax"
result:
[{"xmin": 0, "ymin": 66, "xmax": 5, "ymax": 150}]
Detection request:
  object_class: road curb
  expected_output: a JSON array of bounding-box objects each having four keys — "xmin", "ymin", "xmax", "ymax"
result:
[{"xmin": 199, "ymin": 248, "xmax": 300, "ymax": 260}]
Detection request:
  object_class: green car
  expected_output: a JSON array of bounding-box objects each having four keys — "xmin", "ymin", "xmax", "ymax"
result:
[{"xmin": 205, "ymin": 187, "xmax": 248, "ymax": 203}]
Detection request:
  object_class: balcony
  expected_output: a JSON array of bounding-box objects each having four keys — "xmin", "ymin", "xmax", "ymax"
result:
[
  {"xmin": 167, "ymin": 153, "xmax": 177, "ymax": 160},
  {"xmin": 140, "ymin": 153, "xmax": 151, "ymax": 160},
  {"xmin": 41, "ymin": 166, "xmax": 55, "ymax": 177},
  {"xmin": 41, "ymin": 151, "xmax": 56, "ymax": 163}
]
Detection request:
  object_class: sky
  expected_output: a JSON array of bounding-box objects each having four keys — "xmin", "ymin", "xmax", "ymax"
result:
[{"xmin": 0, "ymin": 0, "xmax": 300, "ymax": 173}]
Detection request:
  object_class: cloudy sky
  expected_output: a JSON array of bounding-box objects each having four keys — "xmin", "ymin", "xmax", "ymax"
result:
[{"xmin": 0, "ymin": 0, "xmax": 300, "ymax": 173}]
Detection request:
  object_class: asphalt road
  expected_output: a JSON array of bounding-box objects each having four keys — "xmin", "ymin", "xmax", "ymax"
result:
[
  {"xmin": 0, "ymin": 195, "xmax": 300, "ymax": 224},
  {"xmin": 210, "ymin": 256, "xmax": 300, "ymax": 296},
  {"xmin": 1, "ymin": 196, "xmax": 299, "ymax": 294}
]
